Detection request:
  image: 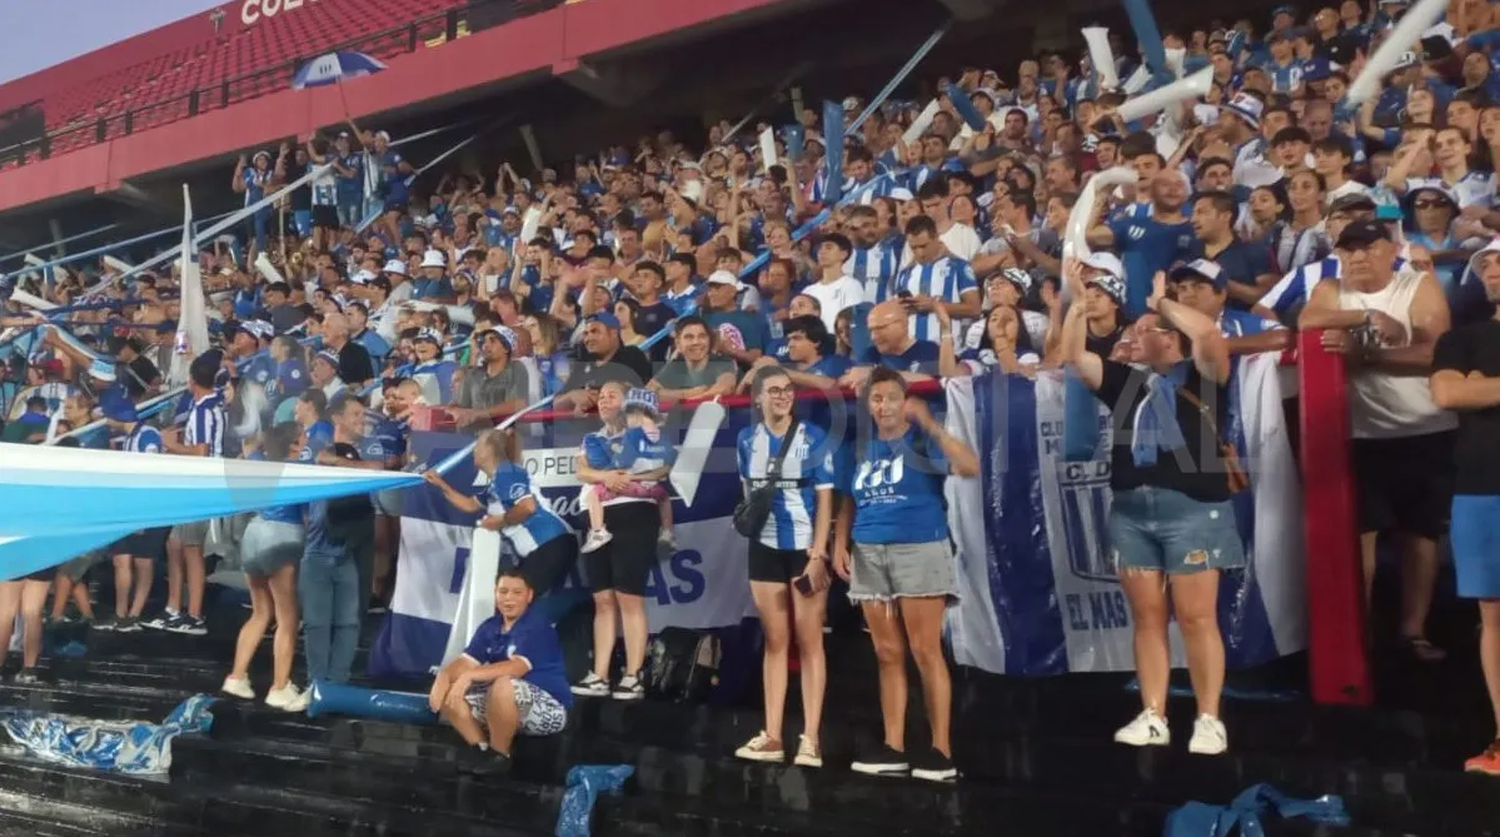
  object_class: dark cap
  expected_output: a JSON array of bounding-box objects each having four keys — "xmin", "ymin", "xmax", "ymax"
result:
[
  {"xmin": 1334, "ymin": 218, "xmax": 1392, "ymax": 249},
  {"xmin": 1328, "ymin": 193, "xmax": 1377, "ymax": 215}
]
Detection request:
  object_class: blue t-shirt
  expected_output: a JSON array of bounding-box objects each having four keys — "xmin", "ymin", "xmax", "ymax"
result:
[
  {"xmin": 1108, "ymin": 212, "xmax": 1194, "ymax": 317},
  {"xmin": 703, "ymin": 309, "xmax": 768, "ymax": 355},
  {"xmin": 618, "ymin": 425, "xmax": 677, "ymax": 476},
  {"xmin": 296, "ymin": 420, "xmax": 335, "ymax": 464},
  {"xmin": 463, "ymin": 608, "xmax": 574, "ymax": 709},
  {"xmin": 367, "ymin": 415, "xmax": 408, "ymax": 460},
  {"xmin": 480, "ymin": 461, "xmax": 572, "ymax": 558},
  {"xmin": 859, "ymin": 340, "xmax": 939, "ymax": 376},
  {"xmin": 412, "ymin": 276, "xmax": 454, "ymax": 301},
  {"xmin": 1219, "ymin": 308, "xmax": 1280, "ymax": 338},
  {"xmin": 736, "ymin": 422, "xmax": 836, "ymax": 551},
  {"xmin": 847, "ymin": 427, "xmax": 950, "ymax": 545}
]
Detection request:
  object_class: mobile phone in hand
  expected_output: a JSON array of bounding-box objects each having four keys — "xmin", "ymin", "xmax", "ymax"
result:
[{"xmin": 793, "ymin": 574, "xmax": 814, "ymax": 596}]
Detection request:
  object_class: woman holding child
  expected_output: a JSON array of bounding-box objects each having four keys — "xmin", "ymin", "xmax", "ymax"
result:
[{"xmin": 568, "ymin": 380, "xmax": 673, "ymax": 701}]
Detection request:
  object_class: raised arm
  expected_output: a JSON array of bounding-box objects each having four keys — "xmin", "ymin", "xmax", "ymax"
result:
[{"xmin": 1149, "ymin": 271, "xmax": 1231, "ymax": 384}]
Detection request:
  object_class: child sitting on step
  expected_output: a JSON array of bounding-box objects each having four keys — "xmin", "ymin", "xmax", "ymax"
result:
[{"xmin": 581, "ymin": 388, "xmax": 677, "ymax": 554}]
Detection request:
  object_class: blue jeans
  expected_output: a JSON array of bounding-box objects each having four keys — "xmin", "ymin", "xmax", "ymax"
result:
[{"xmin": 299, "ymin": 547, "xmax": 360, "ymax": 684}]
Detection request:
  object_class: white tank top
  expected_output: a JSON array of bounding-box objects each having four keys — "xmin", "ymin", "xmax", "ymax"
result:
[{"xmin": 1337, "ymin": 267, "xmax": 1456, "ymax": 439}]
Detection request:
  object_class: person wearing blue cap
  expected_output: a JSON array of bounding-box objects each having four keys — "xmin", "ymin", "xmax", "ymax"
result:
[
  {"xmin": 579, "ymin": 387, "xmax": 677, "ymax": 555},
  {"xmin": 1166, "ymin": 259, "xmax": 1290, "ymax": 354},
  {"xmin": 266, "ymin": 335, "xmax": 310, "ymax": 422},
  {"xmin": 553, "ymin": 311, "xmax": 653, "ymax": 412},
  {"xmin": 100, "ymin": 391, "xmax": 169, "ymax": 634}
]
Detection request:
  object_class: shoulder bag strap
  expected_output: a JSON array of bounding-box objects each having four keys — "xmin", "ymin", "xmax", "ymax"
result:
[{"xmin": 766, "ymin": 419, "xmax": 800, "ymax": 479}]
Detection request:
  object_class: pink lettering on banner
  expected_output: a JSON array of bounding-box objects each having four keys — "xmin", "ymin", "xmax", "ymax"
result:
[{"xmin": 241, "ymin": 0, "xmax": 314, "ymax": 27}]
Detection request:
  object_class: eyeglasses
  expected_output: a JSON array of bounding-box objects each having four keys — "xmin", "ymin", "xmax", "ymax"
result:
[{"xmin": 763, "ymin": 385, "xmax": 794, "ymax": 398}]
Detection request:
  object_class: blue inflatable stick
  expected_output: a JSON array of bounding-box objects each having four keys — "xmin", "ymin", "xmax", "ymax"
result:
[
  {"xmin": 941, "ymin": 81, "xmax": 987, "ymax": 132},
  {"xmin": 306, "ymin": 681, "xmax": 439, "ymax": 725},
  {"xmin": 1119, "ymin": 0, "xmax": 1173, "ymax": 87},
  {"xmin": 822, "ymin": 100, "xmax": 845, "ymax": 205},
  {"xmin": 784, "ymin": 124, "xmax": 805, "ymax": 161}
]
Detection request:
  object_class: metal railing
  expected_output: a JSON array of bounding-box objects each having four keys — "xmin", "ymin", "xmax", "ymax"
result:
[{"xmin": 0, "ymin": 0, "xmax": 561, "ymax": 167}]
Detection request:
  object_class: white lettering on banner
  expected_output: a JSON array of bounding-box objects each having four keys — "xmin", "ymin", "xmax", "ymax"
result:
[{"xmin": 241, "ymin": 0, "xmax": 311, "ymax": 26}]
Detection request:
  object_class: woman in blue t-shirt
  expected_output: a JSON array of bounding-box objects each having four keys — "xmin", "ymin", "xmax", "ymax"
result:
[
  {"xmin": 570, "ymin": 380, "xmax": 662, "ymax": 701},
  {"xmin": 424, "ymin": 428, "xmax": 579, "ymax": 595},
  {"xmin": 223, "ymin": 421, "xmax": 310, "ymax": 713},
  {"xmin": 732, "ymin": 366, "xmax": 836, "ymax": 769},
  {"xmin": 834, "ymin": 366, "xmax": 979, "ymax": 783}
]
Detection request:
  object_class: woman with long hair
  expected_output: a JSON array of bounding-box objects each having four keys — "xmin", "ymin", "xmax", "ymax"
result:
[
  {"xmin": 733, "ymin": 366, "xmax": 835, "ymax": 768},
  {"xmin": 424, "ymin": 428, "xmax": 579, "ymax": 597},
  {"xmin": 834, "ymin": 367, "xmax": 980, "ymax": 782},
  {"xmin": 223, "ymin": 421, "xmax": 310, "ymax": 711},
  {"xmin": 570, "ymin": 380, "xmax": 665, "ymax": 700}
]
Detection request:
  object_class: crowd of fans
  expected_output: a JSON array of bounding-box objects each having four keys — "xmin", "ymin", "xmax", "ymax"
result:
[{"xmin": 6, "ymin": 0, "xmax": 1500, "ymax": 779}]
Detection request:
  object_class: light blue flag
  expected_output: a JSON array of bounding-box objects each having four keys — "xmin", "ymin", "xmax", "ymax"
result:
[{"xmin": 0, "ymin": 442, "xmax": 422, "ymax": 580}]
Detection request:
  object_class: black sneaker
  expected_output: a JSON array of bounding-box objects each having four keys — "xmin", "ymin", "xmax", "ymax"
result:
[
  {"xmin": 168, "ymin": 615, "xmax": 208, "ymax": 637},
  {"xmin": 851, "ymin": 741, "xmax": 909, "ymax": 776},
  {"xmin": 460, "ymin": 747, "xmax": 512, "ymax": 776},
  {"xmin": 910, "ymin": 747, "xmax": 958, "ymax": 782},
  {"xmin": 115, "ymin": 617, "xmax": 142, "ymax": 634},
  {"xmin": 93, "ymin": 618, "xmax": 119, "ymax": 633}
]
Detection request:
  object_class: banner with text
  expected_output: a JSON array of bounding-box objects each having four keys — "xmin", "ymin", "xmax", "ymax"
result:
[{"xmin": 944, "ymin": 355, "xmax": 1306, "ymax": 676}]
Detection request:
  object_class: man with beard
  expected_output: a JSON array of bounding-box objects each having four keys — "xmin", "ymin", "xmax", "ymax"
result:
[
  {"xmin": 553, "ymin": 313, "xmax": 653, "ymax": 412},
  {"xmin": 1431, "ymin": 241, "xmax": 1500, "ymax": 773},
  {"xmin": 1086, "ymin": 170, "xmax": 1194, "ymax": 318}
]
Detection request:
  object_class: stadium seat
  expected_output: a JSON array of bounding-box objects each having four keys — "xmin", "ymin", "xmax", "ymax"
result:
[{"xmin": 26, "ymin": 0, "xmax": 467, "ymax": 154}]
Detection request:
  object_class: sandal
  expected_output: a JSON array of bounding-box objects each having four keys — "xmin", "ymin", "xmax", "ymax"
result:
[{"xmin": 1400, "ymin": 635, "xmax": 1447, "ymax": 662}]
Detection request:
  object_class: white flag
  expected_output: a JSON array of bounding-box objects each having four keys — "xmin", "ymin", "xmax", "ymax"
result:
[{"xmin": 169, "ymin": 185, "xmax": 210, "ymax": 388}]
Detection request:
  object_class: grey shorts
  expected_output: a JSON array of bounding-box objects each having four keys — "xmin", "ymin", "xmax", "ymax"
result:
[
  {"xmin": 849, "ymin": 540, "xmax": 958, "ymax": 603},
  {"xmin": 464, "ymin": 678, "xmax": 567, "ymax": 737},
  {"xmin": 1107, "ymin": 486, "xmax": 1246, "ymax": 576},
  {"xmin": 372, "ymin": 487, "xmax": 406, "ymax": 518},
  {"xmin": 58, "ymin": 551, "xmax": 103, "ymax": 583},
  {"xmin": 240, "ymin": 518, "xmax": 305, "ymax": 577},
  {"xmin": 171, "ymin": 520, "xmax": 212, "ymax": 547}
]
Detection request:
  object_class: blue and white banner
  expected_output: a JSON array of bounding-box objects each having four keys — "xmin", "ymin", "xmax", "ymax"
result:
[
  {"xmin": 369, "ymin": 416, "xmax": 755, "ymax": 679},
  {"xmin": 944, "ymin": 355, "xmax": 1305, "ymax": 675}
]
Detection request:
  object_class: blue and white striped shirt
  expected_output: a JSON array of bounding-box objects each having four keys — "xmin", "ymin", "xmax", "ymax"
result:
[
  {"xmin": 736, "ymin": 422, "xmax": 835, "ymax": 551},
  {"xmin": 184, "ymin": 392, "xmax": 225, "ymax": 457},
  {"xmin": 892, "ymin": 255, "xmax": 978, "ymax": 342},
  {"xmin": 845, "ymin": 241, "xmax": 901, "ymax": 304},
  {"xmin": 483, "ymin": 462, "xmax": 572, "ymax": 558}
]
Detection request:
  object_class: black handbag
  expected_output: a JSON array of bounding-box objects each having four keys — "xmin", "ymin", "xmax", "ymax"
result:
[{"xmin": 732, "ymin": 420, "xmax": 799, "ymax": 538}]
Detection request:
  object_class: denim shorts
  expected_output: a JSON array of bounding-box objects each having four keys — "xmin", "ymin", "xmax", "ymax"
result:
[
  {"xmin": 1107, "ymin": 486, "xmax": 1245, "ymax": 576},
  {"xmin": 240, "ymin": 518, "xmax": 305, "ymax": 577},
  {"xmin": 849, "ymin": 540, "xmax": 958, "ymax": 603}
]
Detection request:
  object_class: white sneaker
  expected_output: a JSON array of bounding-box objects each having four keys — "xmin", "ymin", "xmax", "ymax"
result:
[
  {"xmin": 1113, "ymin": 709, "xmax": 1170, "ymax": 747},
  {"xmin": 734, "ymin": 731, "xmax": 784, "ymax": 763},
  {"xmin": 570, "ymin": 672, "xmax": 610, "ymax": 697},
  {"xmin": 221, "ymin": 676, "xmax": 255, "ymax": 700},
  {"xmin": 611, "ymin": 673, "xmax": 645, "ymax": 701},
  {"xmin": 581, "ymin": 528, "xmax": 613, "ymax": 554},
  {"xmin": 1187, "ymin": 714, "xmax": 1228, "ymax": 755},
  {"xmin": 265, "ymin": 683, "xmax": 308, "ymax": 712}
]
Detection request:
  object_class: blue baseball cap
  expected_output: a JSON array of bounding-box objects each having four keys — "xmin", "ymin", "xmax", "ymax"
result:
[
  {"xmin": 277, "ymin": 358, "xmax": 308, "ymax": 397},
  {"xmin": 589, "ymin": 312, "xmax": 621, "ymax": 330}
]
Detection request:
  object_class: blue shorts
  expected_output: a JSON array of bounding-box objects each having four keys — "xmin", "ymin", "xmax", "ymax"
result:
[
  {"xmin": 1451, "ymin": 495, "xmax": 1500, "ymax": 599},
  {"xmin": 1107, "ymin": 486, "xmax": 1245, "ymax": 576}
]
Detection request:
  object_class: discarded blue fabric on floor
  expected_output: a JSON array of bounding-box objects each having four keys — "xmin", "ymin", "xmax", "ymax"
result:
[
  {"xmin": 0, "ymin": 694, "xmax": 215, "ymax": 775},
  {"xmin": 1124, "ymin": 677, "xmax": 1301, "ymax": 703},
  {"xmin": 1163, "ymin": 783, "xmax": 1349, "ymax": 836},
  {"xmin": 306, "ymin": 680, "xmax": 437, "ymax": 725},
  {"xmin": 556, "ymin": 764, "xmax": 634, "ymax": 837}
]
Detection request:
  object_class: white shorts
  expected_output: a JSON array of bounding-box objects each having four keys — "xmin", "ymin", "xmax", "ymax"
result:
[{"xmin": 464, "ymin": 678, "xmax": 567, "ymax": 737}]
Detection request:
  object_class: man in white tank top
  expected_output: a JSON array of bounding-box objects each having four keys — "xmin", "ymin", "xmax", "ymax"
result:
[{"xmin": 1300, "ymin": 219, "xmax": 1456, "ymax": 662}]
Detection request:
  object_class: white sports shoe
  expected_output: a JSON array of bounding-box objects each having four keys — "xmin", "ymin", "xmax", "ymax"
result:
[
  {"xmin": 1113, "ymin": 709, "xmax": 1170, "ymax": 747},
  {"xmin": 1188, "ymin": 714, "xmax": 1228, "ymax": 755},
  {"xmin": 265, "ymin": 683, "xmax": 309, "ymax": 712},
  {"xmin": 581, "ymin": 528, "xmax": 613, "ymax": 554},
  {"xmin": 221, "ymin": 676, "xmax": 255, "ymax": 700}
]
